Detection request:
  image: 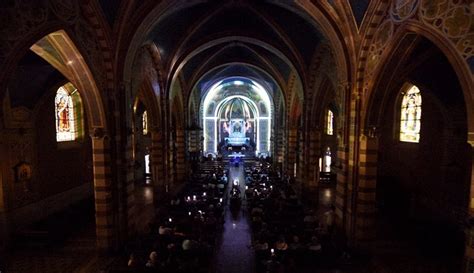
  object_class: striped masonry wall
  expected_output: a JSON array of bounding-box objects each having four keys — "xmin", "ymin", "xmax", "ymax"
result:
[
  {"xmin": 297, "ymin": 131, "xmax": 305, "ymax": 185},
  {"xmin": 151, "ymin": 131, "xmax": 165, "ymax": 206},
  {"xmin": 287, "ymin": 129, "xmax": 298, "ymax": 176},
  {"xmin": 355, "ymin": 135, "xmax": 378, "ymax": 244},
  {"xmin": 125, "ymin": 135, "xmax": 136, "ymax": 234},
  {"xmin": 277, "ymin": 130, "xmax": 286, "ymax": 165},
  {"xmin": 187, "ymin": 130, "xmax": 201, "ymax": 152},
  {"xmin": 343, "ymin": 96, "xmax": 358, "ymax": 237},
  {"xmin": 308, "ymin": 129, "xmax": 321, "ymax": 187},
  {"xmin": 464, "ymin": 144, "xmax": 474, "ymax": 273},
  {"xmin": 175, "ymin": 129, "xmax": 186, "ymax": 183},
  {"xmin": 335, "ymin": 144, "xmax": 349, "ymax": 227},
  {"xmin": 91, "ymin": 135, "xmax": 115, "ymax": 250},
  {"xmin": 168, "ymin": 136, "xmax": 176, "ymax": 186}
]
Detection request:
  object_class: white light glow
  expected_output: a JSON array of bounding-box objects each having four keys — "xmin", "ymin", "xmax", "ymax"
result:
[{"xmin": 201, "ymin": 78, "xmax": 273, "ymax": 156}]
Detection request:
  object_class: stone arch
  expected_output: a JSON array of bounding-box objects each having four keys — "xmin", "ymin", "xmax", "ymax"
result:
[
  {"xmin": 356, "ymin": 23, "xmax": 472, "ymax": 259},
  {"xmin": 364, "ymin": 21, "xmax": 474, "ymax": 136},
  {"xmin": 0, "ymin": 28, "xmax": 115, "ymax": 250},
  {"xmin": 29, "ymin": 30, "xmax": 107, "ymax": 131},
  {"xmin": 293, "ymin": 1, "xmax": 352, "ymax": 91}
]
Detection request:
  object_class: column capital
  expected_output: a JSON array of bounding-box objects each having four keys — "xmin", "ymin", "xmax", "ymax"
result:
[
  {"xmin": 337, "ymin": 81, "xmax": 351, "ymax": 90},
  {"xmin": 468, "ymin": 132, "xmax": 474, "ymax": 148},
  {"xmin": 361, "ymin": 126, "xmax": 379, "ymax": 139},
  {"xmin": 89, "ymin": 127, "xmax": 108, "ymax": 140}
]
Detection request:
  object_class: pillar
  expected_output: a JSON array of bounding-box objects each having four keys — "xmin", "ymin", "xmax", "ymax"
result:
[
  {"xmin": 151, "ymin": 130, "xmax": 166, "ymax": 207},
  {"xmin": 301, "ymin": 128, "xmax": 321, "ymax": 207},
  {"xmin": 463, "ymin": 142, "xmax": 474, "ymax": 272},
  {"xmin": 307, "ymin": 128, "xmax": 321, "ymax": 187},
  {"xmin": 297, "ymin": 129, "xmax": 305, "ymax": 184},
  {"xmin": 175, "ymin": 128, "xmax": 186, "ymax": 184},
  {"xmin": 353, "ymin": 134, "xmax": 378, "ymax": 248},
  {"xmin": 124, "ymin": 134, "xmax": 136, "ymax": 236},
  {"xmin": 335, "ymin": 144, "xmax": 349, "ymax": 227},
  {"xmin": 276, "ymin": 128, "xmax": 286, "ymax": 171},
  {"xmin": 91, "ymin": 133, "xmax": 115, "ymax": 250},
  {"xmin": 0, "ymin": 148, "xmax": 8, "ymax": 265},
  {"xmin": 287, "ymin": 128, "xmax": 298, "ymax": 176}
]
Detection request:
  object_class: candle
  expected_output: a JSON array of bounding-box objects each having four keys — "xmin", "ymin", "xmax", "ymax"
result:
[
  {"xmin": 188, "ymin": 211, "xmax": 191, "ymax": 216},
  {"xmin": 169, "ymin": 218, "xmax": 172, "ymax": 223},
  {"xmin": 193, "ymin": 195, "xmax": 196, "ymax": 201}
]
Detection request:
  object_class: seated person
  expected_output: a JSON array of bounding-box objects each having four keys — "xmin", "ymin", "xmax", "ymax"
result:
[
  {"xmin": 159, "ymin": 224, "xmax": 173, "ymax": 235},
  {"xmin": 253, "ymin": 238, "xmax": 269, "ymax": 251},
  {"xmin": 289, "ymin": 235, "xmax": 303, "ymax": 251},
  {"xmin": 145, "ymin": 251, "xmax": 159, "ymax": 268},
  {"xmin": 307, "ymin": 236, "xmax": 322, "ymax": 252},
  {"xmin": 182, "ymin": 238, "xmax": 198, "ymax": 251},
  {"xmin": 275, "ymin": 236, "xmax": 288, "ymax": 251}
]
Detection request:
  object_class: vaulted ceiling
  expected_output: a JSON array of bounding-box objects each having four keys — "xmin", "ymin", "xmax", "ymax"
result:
[{"xmin": 140, "ymin": 1, "xmax": 324, "ymax": 98}]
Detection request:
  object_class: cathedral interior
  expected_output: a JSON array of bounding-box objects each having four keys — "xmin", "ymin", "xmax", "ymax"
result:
[{"xmin": 0, "ymin": 1, "xmax": 473, "ymax": 272}]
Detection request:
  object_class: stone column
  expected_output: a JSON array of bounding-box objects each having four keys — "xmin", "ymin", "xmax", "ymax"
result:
[
  {"xmin": 124, "ymin": 133, "xmax": 136, "ymax": 237},
  {"xmin": 463, "ymin": 142, "xmax": 474, "ymax": 272},
  {"xmin": 175, "ymin": 128, "xmax": 186, "ymax": 184},
  {"xmin": 287, "ymin": 128, "xmax": 298, "ymax": 177},
  {"xmin": 151, "ymin": 130, "xmax": 166, "ymax": 207},
  {"xmin": 353, "ymin": 134, "xmax": 378, "ymax": 248},
  {"xmin": 0, "ymin": 144, "xmax": 8, "ymax": 263},
  {"xmin": 276, "ymin": 128, "xmax": 286, "ymax": 172},
  {"xmin": 301, "ymin": 128, "xmax": 321, "ymax": 207},
  {"xmin": 91, "ymin": 132, "xmax": 116, "ymax": 251},
  {"xmin": 335, "ymin": 144, "xmax": 349, "ymax": 227},
  {"xmin": 308, "ymin": 128, "xmax": 321, "ymax": 187}
]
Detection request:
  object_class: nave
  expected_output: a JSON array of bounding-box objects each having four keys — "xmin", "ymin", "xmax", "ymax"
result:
[
  {"xmin": 102, "ymin": 158, "xmax": 362, "ymax": 273},
  {"xmin": 2, "ymin": 158, "xmax": 463, "ymax": 273}
]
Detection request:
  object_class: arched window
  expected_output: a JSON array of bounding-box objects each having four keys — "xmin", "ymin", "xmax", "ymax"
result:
[
  {"xmin": 326, "ymin": 110, "xmax": 334, "ymax": 135},
  {"xmin": 142, "ymin": 111, "xmax": 148, "ymax": 135},
  {"xmin": 323, "ymin": 147, "xmax": 331, "ymax": 173},
  {"xmin": 55, "ymin": 83, "xmax": 83, "ymax": 142},
  {"xmin": 400, "ymin": 85, "xmax": 422, "ymax": 143}
]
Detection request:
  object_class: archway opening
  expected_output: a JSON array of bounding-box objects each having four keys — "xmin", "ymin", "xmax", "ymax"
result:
[
  {"xmin": 200, "ymin": 77, "xmax": 273, "ymax": 159},
  {"xmin": 1, "ymin": 29, "xmax": 107, "ymax": 267},
  {"xmin": 371, "ymin": 36, "xmax": 469, "ymax": 270}
]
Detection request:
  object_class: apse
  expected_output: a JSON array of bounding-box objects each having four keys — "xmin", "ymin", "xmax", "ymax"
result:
[{"xmin": 201, "ymin": 77, "xmax": 273, "ymax": 157}]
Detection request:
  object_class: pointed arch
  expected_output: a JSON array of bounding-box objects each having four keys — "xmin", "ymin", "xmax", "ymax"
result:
[
  {"xmin": 364, "ymin": 22, "xmax": 474, "ymax": 136},
  {"xmin": 30, "ymin": 30, "xmax": 107, "ymax": 131}
]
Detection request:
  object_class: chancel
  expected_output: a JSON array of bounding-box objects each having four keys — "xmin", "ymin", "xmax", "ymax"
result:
[{"xmin": 0, "ymin": 1, "xmax": 473, "ymax": 273}]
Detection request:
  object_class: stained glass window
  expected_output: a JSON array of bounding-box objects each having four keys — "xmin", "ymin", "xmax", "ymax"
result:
[
  {"xmin": 55, "ymin": 85, "xmax": 74, "ymax": 142},
  {"xmin": 400, "ymin": 85, "xmax": 422, "ymax": 143},
  {"xmin": 55, "ymin": 83, "xmax": 83, "ymax": 142},
  {"xmin": 142, "ymin": 111, "xmax": 148, "ymax": 135},
  {"xmin": 327, "ymin": 110, "xmax": 334, "ymax": 135}
]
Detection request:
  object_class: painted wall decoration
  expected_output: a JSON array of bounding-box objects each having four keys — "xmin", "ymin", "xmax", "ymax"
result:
[
  {"xmin": 418, "ymin": 0, "xmax": 474, "ymax": 73},
  {"xmin": 390, "ymin": 0, "xmax": 420, "ymax": 22}
]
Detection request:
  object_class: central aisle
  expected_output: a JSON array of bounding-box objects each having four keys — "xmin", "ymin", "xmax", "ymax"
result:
[{"xmin": 214, "ymin": 163, "xmax": 255, "ymax": 273}]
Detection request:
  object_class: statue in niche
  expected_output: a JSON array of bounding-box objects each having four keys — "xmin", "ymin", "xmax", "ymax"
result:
[
  {"xmin": 13, "ymin": 161, "xmax": 32, "ymax": 192},
  {"xmin": 233, "ymin": 121, "xmax": 241, "ymax": 133}
]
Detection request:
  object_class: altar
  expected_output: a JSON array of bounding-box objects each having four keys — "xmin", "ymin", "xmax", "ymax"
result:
[{"xmin": 224, "ymin": 119, "xmax": 250, "ymax": 146}]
